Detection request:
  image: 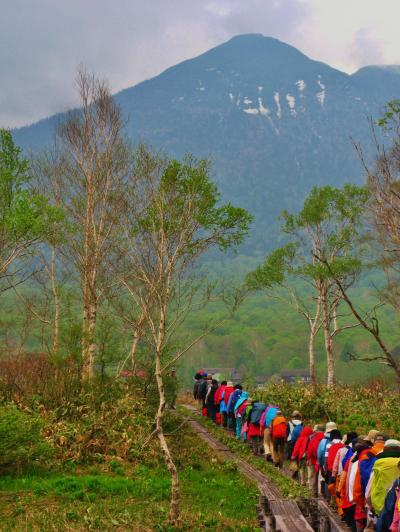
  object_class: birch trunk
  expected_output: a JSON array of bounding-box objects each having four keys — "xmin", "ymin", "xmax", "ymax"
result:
[
  {"xmin": 309, "ymin": 327, "xmax": 317, "ymax": 387},
  {"xmin": 81, "ymin": 180, "xmax": 97, "ymax": 380},
  {"xmin": 81, "ymin": 295, "xmax": 89, "ymax": 376},
  {"xmin": 155, "ymin": 351, "xmax": 180, "ymax": 523},
  {"xmin": 154, "ymin": 305, "xmax": 180, "ymax": 523},
  {"xmin": 308, "ymin": 297, "xmax": 321, "ymax": 387},
  {"xmin": 50, "ymin": 245, "xmax": 59, "ymax": 355},
  {"xmin": 83, "ymin": 299, "xmax": 97, "ymax": 380},
  {"xmin": 322, "ymin": 287, "xmax": 335, "ymax": 387},
  {"xmin": 129, "ymin": 331, "xmax": 140, "ymax": 371}
]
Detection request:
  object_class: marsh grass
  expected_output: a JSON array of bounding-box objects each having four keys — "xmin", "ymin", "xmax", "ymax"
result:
[
  {"xmin": 0, "ymin": 425, "xmax": 259, "ymax": 531},
  {"xmin": 180, "ymin": 406, "xmax": 311, "ymax": 500}
]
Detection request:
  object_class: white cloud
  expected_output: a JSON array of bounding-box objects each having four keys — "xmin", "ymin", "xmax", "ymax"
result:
[{"xmin": 298, "ymin": 0, "xmax": 400, "ymax": 72}]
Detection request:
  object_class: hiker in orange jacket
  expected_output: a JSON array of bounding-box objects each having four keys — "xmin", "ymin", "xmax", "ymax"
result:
[{"xmin": 271, "ymin": 410, "xmax": 287, "ymax": 468}]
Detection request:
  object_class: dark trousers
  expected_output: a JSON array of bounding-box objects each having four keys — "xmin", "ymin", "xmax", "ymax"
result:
[
  {"xmin": 286, "ymin": 441, "xmax": 294, "ymax": 460},
  {"xmin": 342, "ymin": 505, "xmax": 356, "ymax": 532},
  {"xmin": 250, "ymin": 436, "xmax": 261, "ymax": 455},
  {"xmin": 228, "ymin": 413, "xmax": 235, "ymax": 432},
  {"xmin": 222, "ymin": 412, "xmax": 228, "ymax": 427},
  {"xmin": 273, "ymin": 437, "xmax": 285, "ymax": 467},
  {"xmin": 207, "ymin": 403, "xmax": 217, "ymax": 422}
]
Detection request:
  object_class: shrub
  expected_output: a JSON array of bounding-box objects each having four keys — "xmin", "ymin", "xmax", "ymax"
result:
[
  {"xmin": 0, "ymin": 404, "xmax": 53, "ymax": 471},
  {"xmin": 0, "ymin": 352, "xmax": 80, "ymax": 407},
  {"xmin": 43, "ymin": 383, "xmax": 158, "ymax": 464},
  {"xmin": 255, "ymin": 381, "xmax": 400, "ymax": 436}
]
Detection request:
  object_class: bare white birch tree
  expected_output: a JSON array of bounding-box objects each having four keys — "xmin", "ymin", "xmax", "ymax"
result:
[
  {"xmin": 114, "ymin": 145, "xmax": 252, "ymax": 523},
  {"xmin": 38, "ymin": 68, "xmax": 132, "ymax": 379}
]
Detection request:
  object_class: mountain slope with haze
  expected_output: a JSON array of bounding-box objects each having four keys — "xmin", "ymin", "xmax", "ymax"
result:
[{"xmin": 14, "ymin": 34, "xmax": 400, "ymax": 255}]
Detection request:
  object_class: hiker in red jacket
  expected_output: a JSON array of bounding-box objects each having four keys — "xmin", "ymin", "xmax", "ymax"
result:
[
  {"xmin": 214, "ymin": 381, "xmax": 226, "ymax": 407},
  {"xmin": 291, "ymin": 426, "xmax": 313, "ymax": 485},
  {"xmin": 306, "ymin": 424, "xmax": 325, "ymax": 496},
  {"xmin": 219, "ymin": 381, "xmax": 234, "ymax": 428},
  {"xmin": 213, "ymin": 381, "xmax": 226, "ymax": 425}
]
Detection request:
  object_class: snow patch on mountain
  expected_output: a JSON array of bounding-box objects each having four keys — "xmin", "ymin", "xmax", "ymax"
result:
[
  {"xmin": 243, "ymin": 97, "xmax": 253, "ymax": 104},
  {"xmin": 274, "ymin": 92, "xmax": 282, "ymax": 118},
  {"xmin": 286, "ymin": 94, "xmax": 297, "ymax": 116},
  {"xmin": 243, "ymin": 108, "xmax": 259, "ymax": 115},
  {"xmin": 229, "ymin": 93, "xmax": 234, "ymax": 102},
  {"xmin": 296, "ymin": 80, "xmax": 306, "ymax": 91},
  {"xmin": 258, "ymin": 97, "xmax": 270, "ymax": 116},
  {"xmin": 317, "ymin": 91, "xmax": 326, "ymax": 106}
]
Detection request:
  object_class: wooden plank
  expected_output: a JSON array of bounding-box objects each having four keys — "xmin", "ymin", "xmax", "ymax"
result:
[
  {"xmin": 317, "ymin": 499, "xmax": 350, "ymax": 532},
  {"xmin": 182, "ymin": 405, "xmax": 351, "ymax": 532},
  {"xmin": 273, "ymin": 514, "xmax": 314, "ymax": 532},
  {"xmin": 269, "ymin": 500, "xmax": 314, "ymax": 531}
]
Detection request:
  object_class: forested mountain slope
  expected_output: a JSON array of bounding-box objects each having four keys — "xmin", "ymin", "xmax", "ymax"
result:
[{"xmin": 14, "ymin": 34, "xmax": 400, "ymax": 254}]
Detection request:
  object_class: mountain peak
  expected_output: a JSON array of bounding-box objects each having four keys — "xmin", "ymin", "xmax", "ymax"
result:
[
  {"xmin": 13, "ymin": 35, "xmax": 400, "ymax": 256},
  {"xmin": 211, "ymin": 33, "xmax": 309, "ymax": 59}
]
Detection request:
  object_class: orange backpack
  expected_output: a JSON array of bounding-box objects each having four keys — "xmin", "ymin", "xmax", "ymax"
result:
[{"xmin": 272, "ymin": 416, "xmax": 287, "ymax": 439}]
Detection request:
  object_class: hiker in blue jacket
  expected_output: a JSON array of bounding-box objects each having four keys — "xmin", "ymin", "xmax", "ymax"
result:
[
  {"xmin": 262, "ymin": 405, "xmax": 279, "ymax": 463},
  {"xmin": 317, "ymin": 421, "xmax": 338, "ymax": 498},
  {"xmin": 227, "ymin": 385, "xmax": 242, "ymax": 433},
  {"xmin": 287, "ymin": 410, "xmax": 303, "ymax": 460},
  {"xmin": 234, "ymin": 391, "xmax": 248, "ymax": 439},
  {"xmin": 376, "ymin": 477, "xmax": 400, "ymax": 532}
]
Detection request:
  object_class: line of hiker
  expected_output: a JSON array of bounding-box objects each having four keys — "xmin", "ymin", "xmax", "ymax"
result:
[{"xmin": 193, "ymin": 371, "xmax": 400, "ymax": 532}]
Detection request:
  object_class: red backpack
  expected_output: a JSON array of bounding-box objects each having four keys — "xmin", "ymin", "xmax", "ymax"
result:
[{"xmin": 272, "ymin": 416, "xmax": 287, "ymax": 439}]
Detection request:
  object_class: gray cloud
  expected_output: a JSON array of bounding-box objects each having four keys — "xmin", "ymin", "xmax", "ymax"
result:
[
  {"xmin": 0, "ymin": 0, "xmax": 395, "ymax": 128},
  {"xmin": 350, "ymin": 27, "xmax": 384, "ymax": 67}
]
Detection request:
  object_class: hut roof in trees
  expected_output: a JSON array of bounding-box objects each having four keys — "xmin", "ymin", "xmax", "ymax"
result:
[{"xmin": 280, "ymin": 369, "xmax": 311, "ymax": 384}]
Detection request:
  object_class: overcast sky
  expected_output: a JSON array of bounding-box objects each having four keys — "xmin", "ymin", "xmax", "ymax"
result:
[{"xmin": 2, "ymin": 0, "xmax": 400, "ymax": 128}]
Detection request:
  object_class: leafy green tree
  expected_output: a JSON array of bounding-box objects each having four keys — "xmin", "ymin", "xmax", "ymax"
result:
[
  {"xmin": 246, "ymin": 243, "xmax": 323, "ymax": 385},
  {"xmin": 115, "ymin": 146, "xmax": 252, "ymax": 523},
  {"xmin": 249, "ymin": 184, "xmax": 368, "ymax": 386},
  {"xmin": 282, "ymin": 184, "xmax": 368, "ymax": 387},
  {"xmin": 0, "ymin": 129, "xmax": 61, "ymax": 293}
]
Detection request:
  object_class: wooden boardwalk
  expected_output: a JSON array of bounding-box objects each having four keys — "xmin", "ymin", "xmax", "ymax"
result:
[{"xmin": 182, "ymin": 405, "xmax": 349, "ymax": 532}]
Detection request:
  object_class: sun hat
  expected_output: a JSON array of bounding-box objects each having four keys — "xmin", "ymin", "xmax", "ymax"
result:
[
  {"xmin": 354, "ymin": 436, "xmax": 371, "ymax": 450},
  {"xmin": 375, "ymin": 432, "xmax": 389, "ymax": 442},
  {"xmin": 325, "ymin": 422, "xmax": 338, "ymax": 433},
  {"xmin": 227, "ymin": 381, "xmax": 233, "ymax": 387},
  {"xmin": 364, "ymin": 430, "xmax": 379, "ymax": 443},
  {"xmin": 384, "ymin": 439, "xmax": 400, "ymax": 448},
  {"xmin": 292, "ymin": 410, "xmax": 302, "ymax": 418}
]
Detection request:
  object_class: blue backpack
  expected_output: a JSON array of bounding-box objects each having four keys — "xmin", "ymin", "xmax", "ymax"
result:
[
  {"xmin": 249, "ymin": 402, "xmax": 266, "ymax": 424},
  {"xmin": 291, "ymin": 423, "xmax": 303, "ymax": 444},
  {"xmin": 229, "ymin": 390, "xmax": 241, "ymax": 414}
]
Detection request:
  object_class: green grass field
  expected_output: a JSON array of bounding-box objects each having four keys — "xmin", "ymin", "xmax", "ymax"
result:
[{"xmin": 0, "ymin": 426, "xmax": 259, "ymax": 531}]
